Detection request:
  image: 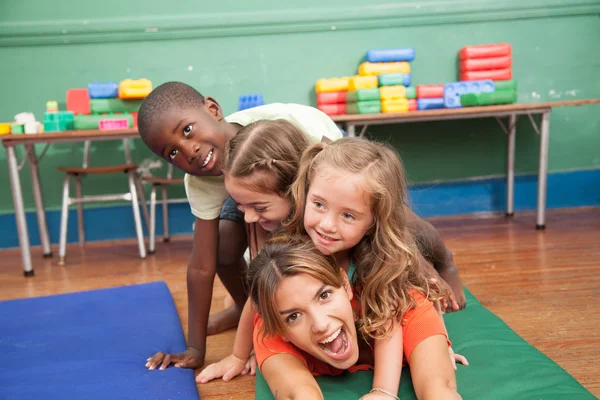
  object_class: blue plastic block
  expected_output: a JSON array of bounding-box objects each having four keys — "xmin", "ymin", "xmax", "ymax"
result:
[
  {"xmin": 366, "ymin": 48, "xmax": 415, "ymax": 63},
  {"xmin": 444, "ymin": 80, "xmax": 495, "ymax": 108},
  {"xmin": 88, "ymin": 82, "xmax": 119, "ymax": 99},
  {"xmin": 417, "ymin": 98, "xmax": 445, "ymax": 110},
  {"xmin": 238, "ymin": 93, "xmax": 265, "ymax": 111}
]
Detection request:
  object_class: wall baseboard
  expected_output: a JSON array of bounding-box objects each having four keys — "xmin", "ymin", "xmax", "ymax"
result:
[
  {"xmin": 1, "ymin": 168, "xmax": 598, "ymax": 249},
  {"xmin": 1, "ymin": 0, "xmax": 599, "ymax": 46}
]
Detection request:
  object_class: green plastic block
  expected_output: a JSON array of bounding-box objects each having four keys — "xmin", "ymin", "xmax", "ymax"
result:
[
  {"xmin": 378, "ymin": 73, "xmax": 408, "ymax": 87},
  {"xmin": 460, "ymin": 89, "xmax": 517, "ymax": 107},
  {"xmin": 494, "ymin": 80, "xmax": 517, "ymax": 92},
  {"xmin": 74, "ymin": 113, "xmax": 133, "ymax": 130},
  {"xmin": 44, "ymin": 111, "xmax": 74, "ymax": 131},
  {"xmin": 346, "ymin": 100, "xmax": 381, "ymax": 114},
  {"xmin": 405, "ymin": 86, "xmax": 416, "ymax": 99},
  {"xmin": 346, "ymin": 88, "xmax": 380, "ymax": 102},
  {"xmin": 11, "ymin": 124, "xmax": 24, "ymax": 134},
  {"xmin": 90, "ymin": 98, "xmax": 142, "ymax": 114}
]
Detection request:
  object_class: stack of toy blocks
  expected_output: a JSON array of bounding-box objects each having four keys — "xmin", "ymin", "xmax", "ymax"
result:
[
  {"xmin": 66, "ymin": 79, "xmax": 152, "ymax": 131},
  {"xmin": 43, "ymin": 100, "xmax": 74, "ymax": 132},
  {"xmin": 315, "ymin": 77, "xmax": 350, "ymax": 116}
]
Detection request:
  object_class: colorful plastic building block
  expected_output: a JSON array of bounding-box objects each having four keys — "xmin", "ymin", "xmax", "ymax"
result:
[
  {"xmin": 444, "ymin": 80, "xmax": 495, "ymax": 108},
  {"xmin": 378, "ymin": 73, "xmax": 411, "ymax": 87},
  {"xmin": 408, "ymin": 99, "xmax": 417, "ymax": 111},
  {"xmin": 359, "ymin": 62, "xmax": 410, "ymax": 76},
  {"xmin": 460, "ymin": 56, "xmax": 512, "ymax": 72},
  {"xmin": 88, "ymin": 82, "xmax": 119, "ymax": 99},
  {"xmin": 66, "ymin": 89, "xmax": 91, "ymax": 115},
  {"xmin": 99, "ymin": 118, "xmax": 130, "ymax": 130},
  {"xmin": 43, "ymin": 111, "xmax": 75, "ymax": 132},
  {"xmin": 405, "ymin": 86, "xmax": 416, "ymax": 99},
  {"xmin": 416, "ymin": 85, "xmax": 444, "ymax": 98},
  {"xmin": 347, "ymin": 100, "xmax": 381, "ymax": 114},
  {"xmin": 494, "ymin": 80, "xmax": 517, "ymax": 91},
  {"xmin": 460, "ymin": 90, "xmax": 517, "ymax": 107},
  {"xmin": 459, "ymin": 43, "xmax": 512, "ymax": 60},
  {"xmin": 315, "ymin": 77, "xmax": 350, "ymax": 93},
  {"xmin": 346, "ymin": 88, "xmax": 380, "ymax": 102},
  {"xmin": 11, "ymin": 124, "xmax": 24, "ymax": 134},
  {"xmin": 74, "ymin": 114, "xmax": 133, "ymax": 130},
  {"xmin": 238, "ymin": 94, "xmax": 265, "ymax": 111},
  {"xmin": 90, "ymin": 99, "xmax": 143, "ymax": 114},
  {"xmin": 366, "ymin": 48, "xmax": 415, "ymax": 63},
  {"xmin": 460, "ymin": 69, "xmax": 512, "ymax": 81},
  {"xmin": 417, "ymin": 98, "xmax": 445, "ymax": 110},
  {"xmin": 380, "ymin": 86, "xmax": 406, "ymax": 100},
  {"xmin": 0, "ymin": 123, "xmax": 11, "ymax": 135},
  {"xmin": 316, "ymin": 91, "xmax": 347, "ymax": 105},
  {"xmin": 118, "ymin": 79, "xmax": 152, "ymax": 99},
  {"xmin": 46, "ymin": 101, "xmax": 58, "ymax": 113},
  {"xmin": 318, "ymin": 103, "xmax": 347, "ymax": 116},
  {"xmin": 348, "ymin": 76, "xmax": 378, "ymax": 91},
  {"xmin": 381, "ymin": 98, "xmax": 409, "ymax": 113}
]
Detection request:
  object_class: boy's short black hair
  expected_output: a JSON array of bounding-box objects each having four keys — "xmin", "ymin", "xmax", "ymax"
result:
[{"xmin": 138, "ymin": 81, "xmax": 206, "ymax": 138}]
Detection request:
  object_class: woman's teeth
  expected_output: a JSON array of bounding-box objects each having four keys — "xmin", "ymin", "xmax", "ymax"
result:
[
  {"xmin": 202, "ymin": 150, "xmax": 213, "ymax": 167},
  {"xmin": 319, "ymin": 327, "xmax": 342, "ymax": 344}
]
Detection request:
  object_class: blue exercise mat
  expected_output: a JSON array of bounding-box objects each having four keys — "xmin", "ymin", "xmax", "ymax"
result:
[{"xmin": 0, "ymin": 281, "xmax": 199, "ymax": 400}]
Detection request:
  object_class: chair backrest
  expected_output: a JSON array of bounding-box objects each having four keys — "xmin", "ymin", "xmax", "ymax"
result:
[{"xmin": 82, "ymin": 139, "xmax": 132, "ymax": 168}]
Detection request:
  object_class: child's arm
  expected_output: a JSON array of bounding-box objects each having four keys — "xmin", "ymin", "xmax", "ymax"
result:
[
  {"xmin": 146, "ymin": 217, "xmax": 219, "ymax": 370},
  {"xmin": 409, "ymin": 335, "xmax": 462, "ymax": 400},
  {"xmin": 360, "ymin": 320, "xmax": 403, "ymax": 400},
  {"xmin": 262, "ymin": 353, "xmax": 323, "ymax": 400},
  {"xmin": 196, "ymin": 297, "xmax": 256, "ymax": 383},
  {"xmin": 407, "ymin": 209, "xmax": 466, "ymax": 311}
]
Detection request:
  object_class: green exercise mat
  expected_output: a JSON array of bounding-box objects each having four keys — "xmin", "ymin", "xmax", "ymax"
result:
[{"xmin": 255, "ymin": 288, "xmax": 595, "ymax": 399}]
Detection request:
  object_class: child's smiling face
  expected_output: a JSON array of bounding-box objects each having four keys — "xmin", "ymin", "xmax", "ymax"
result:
[{"xmin": 144, "ymin": 98, "xmax": 233, "ymax": 177}]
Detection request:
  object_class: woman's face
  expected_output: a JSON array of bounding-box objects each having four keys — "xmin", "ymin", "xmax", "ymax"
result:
[
  {"xmin": 275, "ymin": 271, "xmax": 359, "ymax": 370},
  {"xmin": 224, "ymin": 174, "xmax": 291, "ymax": 232}
]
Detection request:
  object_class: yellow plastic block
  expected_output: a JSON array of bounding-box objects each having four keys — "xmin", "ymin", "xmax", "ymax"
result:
[
  {"xmin": 0, "ymin": 123, "xmax": 11, "ymax": 134},
  {"xmin": 359, "ymin": 62, "xmax": 411, "ymax": 76},
  {"xmin": 315, "ymin": 77, "xmax": 350, "ymax": 93},
  {"xmin": 381, "ymin": 98, "xmax": 409, "ymax": 113},
  {"xmin": 348, "ymin": 76, "xmax": 378, "ymax": 91},
  {"xmin": 380, "ymin": 85, "xmax": 406, "ymax": 100},
  {"xmin": 119, "ymin": 78, "xmax": 153, "ymax": 99}
]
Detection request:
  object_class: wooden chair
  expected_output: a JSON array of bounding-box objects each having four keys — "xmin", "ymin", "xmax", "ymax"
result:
[
  {"xmin": 142, "ymin": 164, "xmax": 186, "ymax": 254},
  {"xmin": 56, "ymin": 140, "xmax": 150, "ymax": 265}
]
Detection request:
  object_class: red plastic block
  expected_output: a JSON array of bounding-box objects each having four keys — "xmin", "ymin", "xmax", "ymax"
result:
[
  {"xmin": 317, "ymin": 91, "xmax": 347, "ymax": 105},
  {"xmin": 408, "ymin": 99, "xmax": 417, "ymax": 112},
  {"xmin": 460, "ymin": 69, "xmax": 513, "ymax": 81},
  {"xmin": 99, "ymin": 118, "xmax": 129, "ymax": 130},
  {"xmin": 460, "ymin": 56, "xmax": 512, "ymax": 71},
  {"xmin": 459, "ymin": 43, "xmax": 512, "ymax": 60},
  {"xmin": 66, "ymin": 89, "xmax": 91, "ymax": 115},
  {"xmin": 130, "ymin": 111, "xmax": 138, "ymax": 128},
  {"xmin": 416, "ymin": 85, "xmax": 444, "ymax": 98},
  {"xmin": 318, "ymin": 103, "xmax": 347, "ymax": 116}
]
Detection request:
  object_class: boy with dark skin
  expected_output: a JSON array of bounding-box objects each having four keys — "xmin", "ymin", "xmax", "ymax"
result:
[{"xmin": 138, "ymin": 82, "xmax": 466, "ymax": 371}]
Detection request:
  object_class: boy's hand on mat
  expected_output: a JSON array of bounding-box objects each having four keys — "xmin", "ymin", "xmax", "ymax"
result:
[
  {"xmin": 448, "ymin": 347, "xmax": 469, "ymax": 370},
  {"xmin": 145, "ymin": 347, "xmax": 204, "ymax": 370},
  {"xmin": 430, "ymin": 277, "xmax": 461, "ymax": 313},
  {"xmin": 196, "ymin": 354, "xmax": 251, "ymax": 383}
]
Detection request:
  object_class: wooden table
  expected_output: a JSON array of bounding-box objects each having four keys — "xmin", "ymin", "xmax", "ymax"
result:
[
  {"xmin": 2, "ymin": 128, "xmax": 139, "ymax": 276},
  {"xmin": 332, "ymin": 99, "xmax": 600, "ymax": 231}
]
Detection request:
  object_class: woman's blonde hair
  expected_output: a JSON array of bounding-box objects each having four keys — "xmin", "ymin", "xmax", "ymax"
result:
[
  {"xmin": 223, "ymin": 119, "xmax": 311, "ymax": 204},
  {"xmin": 247, "ymin": 233, "xmax": 346, "ymax": 339},
  {"xmin": 287, "ymin": 137, "xmax": 443, "ymax": 340}
]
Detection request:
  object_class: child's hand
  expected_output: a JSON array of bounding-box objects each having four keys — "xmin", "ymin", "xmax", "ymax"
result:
[
  {"xmin": 145, "ymin": 347, "xmax": 203, "ymax": 370},
  {"xmin": 360, "ymin": 391, "xmax": 398, "ymax": 400},
  {"xmin": 429, "ymin": 277, "xmax": 463, "ymax": 313},
  {"xmin": 196, "ymin": 353, "xmax": 254, "ymax": 383},
  {"xmin": 448, "ymin": 347, "xmax": 469, "ymax": 370}
]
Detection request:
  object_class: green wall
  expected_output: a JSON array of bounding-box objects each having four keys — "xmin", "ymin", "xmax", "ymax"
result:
[{"xmin": 1, "ymin": 0, "xmax": 599, "ymax": 214}]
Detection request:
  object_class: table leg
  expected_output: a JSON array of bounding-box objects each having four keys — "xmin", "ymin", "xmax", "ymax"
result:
[
  {"xmin": 25, "ymin": 144, "xmax": 52, "ymax": 257},
  {"xmin": 346, "ymin": 123, "xmax": 355, "ymax": 138},
  {"xmin": 506, "ymin": 114, "xmax": 517, "ymax": 216},
  {"xmin": 6, "ymin": 145, "xmax": 34, "ymax": 276},
  {"xmin": 536, "ymin": 111, "xmax": 551, "ymax": 229}
]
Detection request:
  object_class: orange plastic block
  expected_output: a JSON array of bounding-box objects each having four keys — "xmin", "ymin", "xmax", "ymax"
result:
[
  {"xmin": 119, "ymin": 79, "xmax": 152, "ymax": 99},
  {"xmin": 459, "ymin": 43, "xmax": 512, "ymax": 60},
  {"xmin": 416, "ymin": 85, "xmax": 444, "ymax": 98},
  {"xmin": 358, "ymin": 62, "xmax": 410, "ymax": 76},
  {"xmin": 382, "ymin": 98, "xmax": 408, "ymax": 113},
  {"xmin": 66, "ymin": 89, "xmax": 91, "ymax": 115},
  {"xmin": 348, "ymin": 76, "xmax": 378, "ymax": 91},
  {"xmin": 408, "ymin": 99, "xmax": 417, "ymax": 111},
  {"xmin": 460, "ymin": 69, "xmax": 513, "ymax": 81},
  {"xmin": 316, "ymin": 91, "xmax": 347, "ymax": 105},
  {"xmin": 315, "ymin": 77, "xmax": 350, "ymax": 93},
  {"xmin": 380, "ymin": 86, "xmax": 406, "ymax": 100},
  {"xmin": 318, "ymin": 103, "xmax": 347, "ymax": 116}
]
